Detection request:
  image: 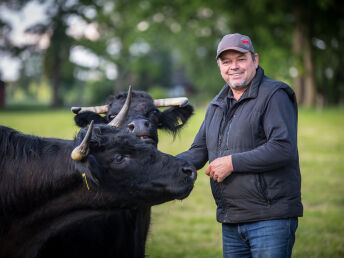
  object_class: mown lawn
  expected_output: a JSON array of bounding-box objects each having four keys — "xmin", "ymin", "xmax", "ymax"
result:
[{"xmin": 0, "ymin": 107, "xmax": 343, "ymax": 257}]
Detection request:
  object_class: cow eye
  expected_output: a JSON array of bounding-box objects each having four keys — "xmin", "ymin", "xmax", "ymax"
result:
[
  {"xmin": 148, "ymin": 109, "xmax": 159, "ymax": 120},
  {"xmin": 113, "ymin": 154, "xmax": 125, "ymax": 163}
]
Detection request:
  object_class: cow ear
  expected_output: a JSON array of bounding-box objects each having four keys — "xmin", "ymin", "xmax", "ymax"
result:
[
  {"xmin": 74, "ymin": 154, "xmax": 101, "ymax": 188},
  {"xmin": 158, "ymin": 104, "xmax": 194, "ymax": 135},
  {"xmin": 74, "ymin": 111, "xmax": 107, "ymax": 128}
]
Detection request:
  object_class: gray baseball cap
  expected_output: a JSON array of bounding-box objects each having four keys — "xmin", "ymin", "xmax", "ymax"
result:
[{"xmin": 216, "ymin": 33, "xmax": 255, "ymax": 59}]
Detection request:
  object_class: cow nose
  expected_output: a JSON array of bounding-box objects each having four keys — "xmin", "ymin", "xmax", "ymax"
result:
[
  {"xmin": 182, "ymin": 166, "xmax": 197, "ymax": 182},
  {"xmin": 128, "ymin": 119, "xmax": 150, "ymax": 133}
]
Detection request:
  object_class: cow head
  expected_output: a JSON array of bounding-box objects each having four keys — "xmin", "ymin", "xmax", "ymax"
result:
[
  {"xmin": 71, "ymin": 121, "xmax": 196, "ymax": 207},
  {"xmin": 71, "ymin": 86, "xmax": 193, "ymax": 146}
]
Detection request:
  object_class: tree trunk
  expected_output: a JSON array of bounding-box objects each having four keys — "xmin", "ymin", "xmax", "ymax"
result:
[
  {"xmin": 293, "ymin": 3, "xmax": 317, "ymax": 107},
  {"xmin": 303, "ymin": 37, "xmax": 317, "ymax": 107},
  {"xmin": 292, "ymin": 18, "xmax": 304, "ymax": 105},
  {"xmin": 114, "ymin": 64, "xmax": 133, "ymax": 94},
  {"xmin": 51, "ymin": 55, "xmax": 62, "ymax": 108}
]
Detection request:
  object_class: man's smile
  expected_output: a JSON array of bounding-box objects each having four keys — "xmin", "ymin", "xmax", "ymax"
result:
[{"xmin": 228, "ymin": 72, "xmax": 244, "ymax": 79}]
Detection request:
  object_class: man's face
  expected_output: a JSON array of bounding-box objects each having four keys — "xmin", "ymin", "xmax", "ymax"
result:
[{"xmin": 217, "ymin": 51, "xmax": 258, "ymax": 91}]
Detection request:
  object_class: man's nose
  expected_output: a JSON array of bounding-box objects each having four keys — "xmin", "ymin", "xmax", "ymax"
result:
[{"xmin": 230, "ymin": 61, "xmax": 239, "ymax": 69}]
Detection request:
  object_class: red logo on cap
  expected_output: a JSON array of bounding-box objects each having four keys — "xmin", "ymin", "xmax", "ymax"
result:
[{"xmin": 242, "ymin": 40, "xmax": 250, "ymax": 44}]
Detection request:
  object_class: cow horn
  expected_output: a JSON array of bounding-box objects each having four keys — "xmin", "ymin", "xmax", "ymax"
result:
[
  {"xmin": 71, "ymin": 105, "xmax": 109, "ymax": 114},
  {"xmin": 71, "ymin": 120, "xmax": 94, "ymax": 161},
  {"xmin": 154, "ymin": 97, "xmax": 189, "ymax": 107},
  {"xmin": 108, "ymin": 85, "xmax": 132, "ymax": 127}
]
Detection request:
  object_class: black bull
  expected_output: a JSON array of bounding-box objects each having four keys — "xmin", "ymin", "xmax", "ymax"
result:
[
  {"xmin": 70, "ymin": 89, "xmax": 194, "ymax": 257},
  {"xmin": 0, "ymin": 121, "xmax": 196, "ymax": 258},
  {"xmin": 72, "ymin": 90, "xmax": 194, "ymax": 145}
]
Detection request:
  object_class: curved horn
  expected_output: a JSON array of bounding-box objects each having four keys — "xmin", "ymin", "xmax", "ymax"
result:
[
  {"xmin": 71, "ymin": 120, "xmax": 94, "ymax": 161},
  {"xmin": 154, "ymin": 97, "xmax": 189, "ymax": 107},
  {"xmin": 108, "ymin": 85, "xmax": 132, "ymax": 127},
  {"xmin": 71, "ymin": 105, "xmax": 109, "ymax": 114}
]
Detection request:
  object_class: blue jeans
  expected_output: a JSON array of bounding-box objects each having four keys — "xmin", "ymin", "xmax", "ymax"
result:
[{"xmin": 222, "ymin": 218, "xmax": 298, "ymax": 258}]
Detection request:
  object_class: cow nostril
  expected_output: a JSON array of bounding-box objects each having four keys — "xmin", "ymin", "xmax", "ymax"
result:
[
  {"xmin": 128, "ymin": 123, "xmax": 135, "ymax": 131},
  {"xmin": 144, "ymin": 121, "xmax": 149, "ymax": 128},
  {"xmin": 182, "ymin": 166, "xmax": 197, "ymax": 181},
  {"xmin": 182, "ymin": 167, "xmax": 192, "ymax": 175}
]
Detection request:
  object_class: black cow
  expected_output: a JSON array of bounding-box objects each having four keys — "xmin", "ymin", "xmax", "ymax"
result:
[
  {"xmin": 72, "ymin": 90, "xmax": 193, "ymax": 146},
  {"xmin": 71, "ymin": 87, "xmax": 194, "ymax": 257},
  {"xmin": 0, "ymin": 118, "xmax": 196, "ymax": 258}
]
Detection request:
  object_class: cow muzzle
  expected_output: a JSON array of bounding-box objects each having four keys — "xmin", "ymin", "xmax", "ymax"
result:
[
  {"xmin": 127, "ymin": 119, "xmax": 157, "ymax": 145},
  {"xmin": 182, "ymin": 165, "xmax": 197, "ymax": 182}
]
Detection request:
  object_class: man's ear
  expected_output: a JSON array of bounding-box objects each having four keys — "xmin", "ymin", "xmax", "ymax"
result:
[
  {"xmin": 254, "ymin": 53, "xmax": 259, "ymax": 68},
  {"xmin": 74, "ymin": 111, "xmax": 107, "ymax": 127},
  {"xmin": 158, "ymin": 104, "xmax": 194, "ymax": 135}
]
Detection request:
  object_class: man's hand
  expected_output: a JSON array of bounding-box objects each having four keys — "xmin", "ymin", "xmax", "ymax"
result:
[{"xmin": 205, "ymin": 155, "xmax": 233, "ymax": 182}]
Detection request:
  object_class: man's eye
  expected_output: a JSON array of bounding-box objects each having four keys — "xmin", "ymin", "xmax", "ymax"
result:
[{"xmin": 114, "ymin": 154, "xmax": 125, "ymax": 163}]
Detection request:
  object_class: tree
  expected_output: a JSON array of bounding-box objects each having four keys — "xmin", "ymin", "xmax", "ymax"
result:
[
  {"xmin": 1, "ymin": 0, "xmax": 101, "ymax": 107},
  {"xmin": 1, "ymin": 0, "xmax": 343, "ymax": 107},
  {"xmin": 201, "ymin": 0, "xmax": 344, "ymax": 106}
]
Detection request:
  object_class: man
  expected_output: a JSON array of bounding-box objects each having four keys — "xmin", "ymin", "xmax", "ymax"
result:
[{"xmin": 177, "ymin": 33, "xmax": 303, "ymax": 257}]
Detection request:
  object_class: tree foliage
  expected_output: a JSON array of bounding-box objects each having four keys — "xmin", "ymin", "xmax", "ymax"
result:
[{"xmin": 0, "ymin": 0, "xmax": 343, "ymax": 106}]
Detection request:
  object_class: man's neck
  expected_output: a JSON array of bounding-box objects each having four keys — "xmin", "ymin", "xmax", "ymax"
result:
[{"xmin": 231, "ymin": 86, "xmax": 248, "ymax": 101}]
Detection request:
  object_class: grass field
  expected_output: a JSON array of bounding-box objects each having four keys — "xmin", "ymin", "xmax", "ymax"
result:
[{"xmin": 1, "ymin": 107, "xmax": 343, "ymax": 257}]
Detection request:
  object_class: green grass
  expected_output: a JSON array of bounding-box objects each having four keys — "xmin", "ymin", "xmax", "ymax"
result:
[{"xmin": 0, "ymin": 107, "xmax": 343, "ymax": 257}]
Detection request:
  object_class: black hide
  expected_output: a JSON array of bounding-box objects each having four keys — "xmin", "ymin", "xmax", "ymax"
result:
[
  {"xmin": 72, "ymin": 90, "xmax": 194, "ymax": 257},
  {"xmin": 74, "ymin": 90, "xmax": 194, "ymax": 140},
  {"xmin": 0, "ymin": 125, "xmax": 196, "ymax": 258}
]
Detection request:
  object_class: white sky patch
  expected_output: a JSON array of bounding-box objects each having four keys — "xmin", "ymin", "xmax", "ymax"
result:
[
  {"xmin": 129, "ymin": 41, "xmax": 150, "ymax": 56},
  {"xmin": 106, "ymin": 39, "xmax": 121, "ymax": 57},
  {"xmin": 70, "ymin": 46, "xmax": 100, "ymax": 68},
  {"xmin": 289, "ymin": 66, "xmax": 298, "ymax": 78},
  {"xmin": 0, "ymin": 56, "xmax": 21, "ymax": 81},
  {"xmin": 325, "ymin": 67, "xmax": 334, "ymax": 79},
  {"xmin": 0, "ymin": 1, "xmax": 49, "ymax": 81},
  {"xmin": 0, "ymin": 1, "xmax": 100, "ymax": 81},
  {"xmin": 0, "ymin": 1, "xmax": 49, "ymax": 46},
  {"xmin": 170, "ymin": 22, "xmax": 181, "ymax": 33},
  {"xmin": 83, "ymin": 6, "xmax": 97, "ymax": 19},
  {"xmin": 66, "ymin": 15, "xmax": 99, "ymax": 41},
  {"xmin": 137, "ymin": 21, "xmax": 149, "ymax": 31},
  {"xmin": 105, "ymin": 62, "xmax": 118, "ymax": 80},
  {"xmin": 103, "ymin": 2, "xmax": 114, "ymax": 14},
  {"xmin": 152, "ymin": 13, "xmax": 164, "ymax": 23},
  {"xmin": 312, "ymin": 37, "xmax": 326, "ymax": 50},
  {"xmin": 84, "ymin": 23, "xmax": 99, "ymax": 41},
  {"xmin": 74, "ymin": 69, "xmax": 101, "ymax": 81}
]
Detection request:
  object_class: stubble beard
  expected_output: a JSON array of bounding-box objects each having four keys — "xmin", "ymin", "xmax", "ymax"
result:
[{"xmin": 227, "ymin": 76, "xmax": 249, "ymax": 91}]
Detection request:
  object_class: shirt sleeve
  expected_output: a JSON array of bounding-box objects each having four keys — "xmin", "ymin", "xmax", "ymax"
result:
[
  {"xmin": 176, "ymin": 120, "xmax": 209, "ymax": 170},
  {"xmin": 232, "ymin": 89, "xmax": 299, "ymax": 172}
]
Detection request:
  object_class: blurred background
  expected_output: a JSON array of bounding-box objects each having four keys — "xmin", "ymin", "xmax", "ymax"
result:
[
  {"xmin": 0, "ymin": 0, "xmax": 343, "ymax": 257},
  {"xmin": 0, "ymin": 0, "xmax": 343, "ymax": 108}
]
